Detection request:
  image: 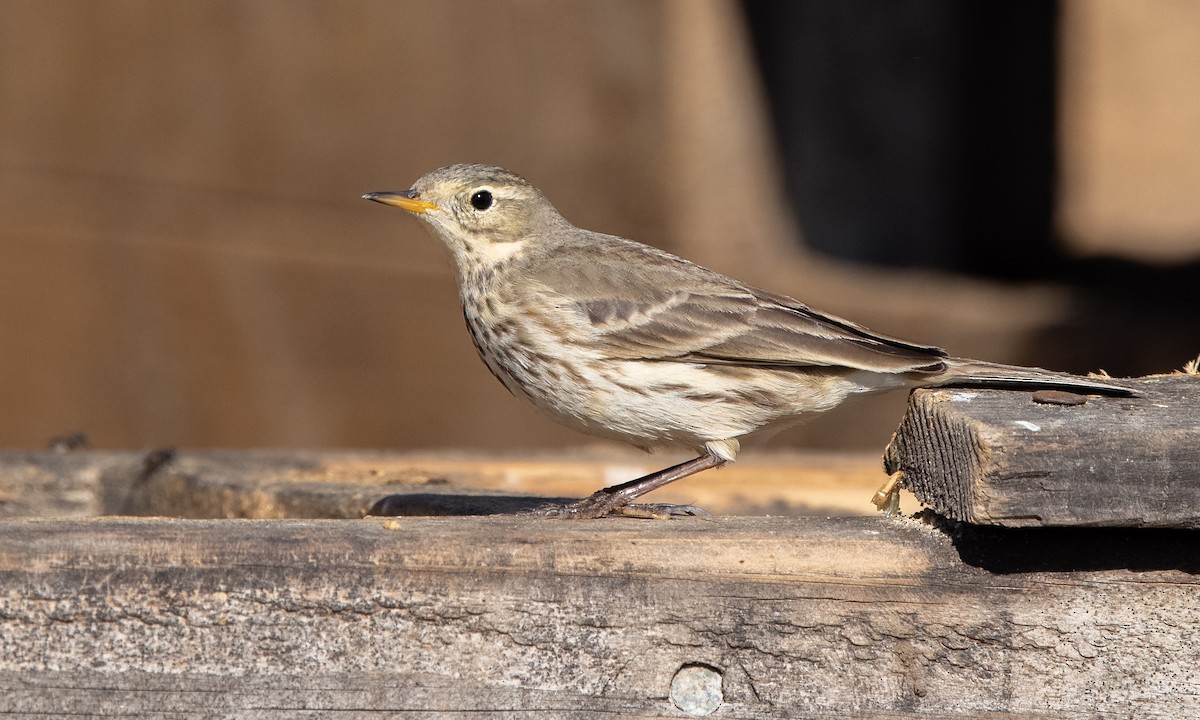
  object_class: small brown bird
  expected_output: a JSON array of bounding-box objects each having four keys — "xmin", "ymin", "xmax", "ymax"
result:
[{"xmin": 365, "ymin": 164, "xmax": 1130, "ymax": 518}]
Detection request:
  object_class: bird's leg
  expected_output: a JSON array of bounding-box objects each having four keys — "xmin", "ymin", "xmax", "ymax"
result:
[{"xmin": 537, "ymin": 453, "xmax": 727, "ymax": 519}]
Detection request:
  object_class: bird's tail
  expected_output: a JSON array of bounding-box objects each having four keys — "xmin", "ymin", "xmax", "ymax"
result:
[{"xmin": 932, "ymin": 358, "xmax": 1136, "ymax": 396}]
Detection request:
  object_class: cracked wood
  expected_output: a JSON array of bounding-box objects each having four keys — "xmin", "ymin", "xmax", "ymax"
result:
[{"xmin": 0, "ymin": 516, "xmax": 1196, "ymax": 718}]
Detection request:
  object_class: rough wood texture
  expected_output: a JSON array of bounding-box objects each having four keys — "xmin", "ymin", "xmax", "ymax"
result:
[
  {"xmin": 1, "ymin": 515, "xmax": 1197, "ymax": 718},
  {"xmin": 886, "ymin": 374, "xmax": 1200, "ymax": 528},
  {"xmin": 0, "ymin": 448, "xmax": 900, "ymax": 520}
]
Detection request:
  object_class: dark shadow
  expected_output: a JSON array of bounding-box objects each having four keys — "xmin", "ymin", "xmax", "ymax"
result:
[
  {"xmin": 925, "ymin": 512, "xmax": 1200, "ymax": 574},
  {"xmin": 743, "ymin": 1, "xmax": 1060, "ymax": 278},
  {"xmin": 368, "ymin": 493, "xmax": 577, "ymax": 517}
]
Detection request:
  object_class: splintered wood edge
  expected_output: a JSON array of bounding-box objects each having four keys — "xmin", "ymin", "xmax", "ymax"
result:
[{"xmin": 887, "ymin": 389, "xmax": 986, "ymax": 522}]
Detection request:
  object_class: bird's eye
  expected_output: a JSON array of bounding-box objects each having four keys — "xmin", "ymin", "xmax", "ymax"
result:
[{"xmin": 470, "ymin": 190, "xmax": 494, "ymax": 211}]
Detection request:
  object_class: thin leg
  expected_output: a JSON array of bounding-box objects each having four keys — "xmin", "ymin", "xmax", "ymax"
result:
[{"xmin": 538, "ymin": 453, "xmax": 727, "ymax": 519}]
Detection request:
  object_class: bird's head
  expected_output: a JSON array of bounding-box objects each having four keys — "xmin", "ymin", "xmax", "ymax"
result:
[{"xmin": 364, "ymin": 163, "xmax": 569, "ymax": 269}]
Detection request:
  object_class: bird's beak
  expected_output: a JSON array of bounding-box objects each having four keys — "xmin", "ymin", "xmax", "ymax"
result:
[{"xmin": 362, "ymin": 190, "xmax": 441, "ymax": 214}]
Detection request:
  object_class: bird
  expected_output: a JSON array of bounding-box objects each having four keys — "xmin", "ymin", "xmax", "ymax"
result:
[{"xmin": 364, "ymin": 163, "xmax": 1132, "ymax": 519}]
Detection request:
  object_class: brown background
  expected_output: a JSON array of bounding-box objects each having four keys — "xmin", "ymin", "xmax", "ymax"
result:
[{"xmin": 1, "ymin": 0, "xmax": 1197, "ymax": 453}]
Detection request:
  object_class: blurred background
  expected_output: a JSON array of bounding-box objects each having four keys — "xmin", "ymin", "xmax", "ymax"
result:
[{"xmin": 1, "ymin": 0, "xmax": 1197, "ymax": 453}]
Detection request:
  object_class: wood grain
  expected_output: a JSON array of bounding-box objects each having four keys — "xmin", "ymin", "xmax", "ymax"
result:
[{"xmin": 0, "ymin": 515, "xmax": 1196, "ymax": 718}]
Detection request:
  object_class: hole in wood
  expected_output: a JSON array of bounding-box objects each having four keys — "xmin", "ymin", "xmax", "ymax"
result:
[{"xmin": 670, "ymin": 662, "xmax": 723, "ymax": 716}]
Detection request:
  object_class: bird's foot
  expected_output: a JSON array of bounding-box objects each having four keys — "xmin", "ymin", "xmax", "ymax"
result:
[
  {"xmin": 529, "ymin": 490, "xmax": 708, "ymax": 520},
  {"xmin": 872, "ymin": 471, "xmax": 904, "ymax": 515}
]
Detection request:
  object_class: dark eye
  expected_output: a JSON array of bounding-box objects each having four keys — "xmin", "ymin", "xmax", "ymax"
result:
[{"xmin": 470, "ymin": 190, "xmax": 493, "ymax": 211}]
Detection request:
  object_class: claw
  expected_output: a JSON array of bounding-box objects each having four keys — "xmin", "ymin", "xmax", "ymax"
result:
[{"xmin": 526, "ymin": 495, "xmax": 709, "ymax": 520}]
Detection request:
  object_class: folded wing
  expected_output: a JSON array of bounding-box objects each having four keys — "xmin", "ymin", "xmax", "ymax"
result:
[{"xmin": 531, "ymin": 238, "xmax": 948, "ymax": 377}]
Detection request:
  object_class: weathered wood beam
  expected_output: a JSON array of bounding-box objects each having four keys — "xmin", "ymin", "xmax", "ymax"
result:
[
  {"xmin": 0, "ymin": 516, "xmax": 1196, "ymax": 718},
  {"xmin": 0, "ymin": 448, "xmax": 895, "ymax": 519},
  {"xmin": 886, "ymin": 374, "xmax": 1200, "ymax": 527}
]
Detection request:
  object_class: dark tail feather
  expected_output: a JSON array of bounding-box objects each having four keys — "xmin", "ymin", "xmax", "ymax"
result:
[{"xmin": 933, "ymin": 358, "xmax": 1136, "ymax": 396}]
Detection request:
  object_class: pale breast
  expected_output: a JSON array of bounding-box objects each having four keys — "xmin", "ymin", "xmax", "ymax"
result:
[{"xmin": 460, "ymin": 280, "xmax": 601, "ymax": 425}]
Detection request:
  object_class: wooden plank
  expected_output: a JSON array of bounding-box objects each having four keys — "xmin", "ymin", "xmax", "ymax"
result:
[
  {"xmin": 885, "ymin": 374, "xmax": 1200, "ymax": 527},
  {"xmin": 0, "ymin": 450, "xmax": 135, "ymax": 519},
  {"xmin": 0, "ymin": 515, "xmax": 1196, "ymax": 718},
  {"xmin": 0, "ymin": 448, "xmax": 906, "ymax": 519}
]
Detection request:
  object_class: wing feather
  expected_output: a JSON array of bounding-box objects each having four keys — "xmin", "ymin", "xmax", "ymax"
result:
[{"xmin": 525, "ymin": 236, "xmax": 947, "ymax": 376}]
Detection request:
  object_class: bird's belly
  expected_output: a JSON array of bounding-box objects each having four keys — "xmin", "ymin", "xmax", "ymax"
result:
[
  {"xmin": 504, "ymin": 355, "xmax": 868, "ymax": 451},
  {"xmin": 578, "ymin": 361, "xmax": 802, "ymax": 447},
  {"xmin": 463, "ymin": 304, "xmax": 878, "ymax": 451}
]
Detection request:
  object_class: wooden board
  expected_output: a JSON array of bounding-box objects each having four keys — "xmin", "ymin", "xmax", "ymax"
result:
[
  {"xmin": 886, "ymin": 374, "xmax": 1200, "ymax": 527},
  {"xmin": 1, "ymin": 515, "xmax": 1197, "ymax": 718},
  {"xmin": 0, "ymin": 448, "xmax": 907, "ymax": 520}
]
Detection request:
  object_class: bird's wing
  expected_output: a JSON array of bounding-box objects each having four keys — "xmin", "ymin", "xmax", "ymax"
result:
[{"xmin": 527, "ymin": 238, "xmax": 948, "ymax": 376}]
